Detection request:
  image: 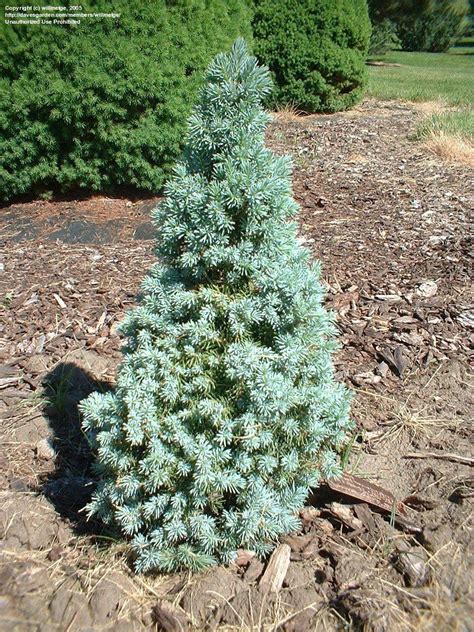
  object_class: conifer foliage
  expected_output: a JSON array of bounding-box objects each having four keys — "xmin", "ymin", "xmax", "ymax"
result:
[{"xmin": 80, "ymin": 40, "xmax": 352, "ymax": 573}]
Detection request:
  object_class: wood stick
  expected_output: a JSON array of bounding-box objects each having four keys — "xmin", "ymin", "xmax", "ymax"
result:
[
  {"xmin": 404, "ymin": 452, "xmax": 473, "ymax": 466},
  {"xmin": 326, "ymin": 472, "xmax": 407, "ymax": 516},
  {"xmin": 259, "ymin": 543, "xmax": 290, "ymax": 593}
]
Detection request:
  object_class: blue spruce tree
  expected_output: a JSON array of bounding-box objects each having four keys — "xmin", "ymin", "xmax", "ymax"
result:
[{"xmin": 80, "ymin": 39, "xmax": 352, "ymax": 573}]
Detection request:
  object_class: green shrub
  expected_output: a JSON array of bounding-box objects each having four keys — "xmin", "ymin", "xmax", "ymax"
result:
[
  {"xmin": 367, "ymin": 0, "xmax": 469, "ymax": 52},
  {"xmin": 80, "ymin": 40, "xmax": 352, "ymax": 573},
  {"xmin": 397, "ymin": 1, "xmax": 469, "ymax": 52},
  {"xmin": 367, "ymin": 0, "xmax": 400, "ymax": 54},
  {"xmin": 0, "ymin": 1, "xmax": 251, "ymax": 203},
  {"xmin": 368, "ymin": 18, "xmax": 399, "ymax": 54},
  {"xmin": 252, "ymin": 0, "xmax": 371, "ymax": 113}
]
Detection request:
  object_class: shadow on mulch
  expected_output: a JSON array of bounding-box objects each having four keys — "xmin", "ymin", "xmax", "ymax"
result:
[
  {"xmin": 0, "ymin": 184, "xmax": 160, "ymax": 209},
  {"xmin": 40, "ymin": 362, "xmax": 113, "ymax": 536}
]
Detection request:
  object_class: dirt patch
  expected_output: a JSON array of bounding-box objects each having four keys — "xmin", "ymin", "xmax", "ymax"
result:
[{"xmin": 0, "ymin": 99, "xmax": 472, "ymax": 630}]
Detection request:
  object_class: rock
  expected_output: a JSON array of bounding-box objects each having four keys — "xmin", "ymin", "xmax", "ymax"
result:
[
  {"xmin": 395, "ymin": 543, "xmax": 429, "ymax": 587},
  {"xmin": 244, "ymin": 557, "xmax": 265, "ymax": 582},
  {"xmin": 416, "ymin": 281, "xmax": 438, "ymax": 298},
  {"xmin": 212, "ymin": 587, "xmax": 273, "ymax": 629},
  {"xmin": 299, "ymin": 506, "xmax": 321, "ymax": 530},
  {"xmin": 353, "ymin": 371, "xmax": 381, "ymax": 386},
  {"xmin": 36, "ymin": 438, "xmax": 56, "ymax": 461},
  {"xmin": 234, "ymin": 549, "xmax": 255, "ymax": 567},
  {"xmin": 376, "ymin": 361, "xmax": 390, "ymax": 378},
  {"xmin": 0, "ymin": 493, "xmax": 71, "ymax": 551},
  {"xmin": 180, "ymin": 567, "xmax": 245, "ymax": 626},
  {"xmin": 152, "ymin": 600, "xmax": 190, "ymax": 631},
  {"xmin": 327, "ymin": 503, "xmax": 363, "ymax": 530}
]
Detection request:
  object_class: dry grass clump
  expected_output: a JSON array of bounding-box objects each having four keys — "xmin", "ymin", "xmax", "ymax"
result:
[
  {"xmin": 272, "ymin": 102, "xmax": 308, "ymax": 121},
  {"xmin": 414, "ymin": 110, "xmax": 474, "ymax": 167},
  {"xmin": 423, "ymin": 132, "xmax": 474, "ymax": 167}
]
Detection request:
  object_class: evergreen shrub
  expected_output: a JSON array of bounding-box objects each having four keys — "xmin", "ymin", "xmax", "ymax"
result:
[
  {"xmin": 251, "ymin": 0, "xmax": 371, "ymax": 113},
  {"xmin": 367, "ymin": 0, "xmax": 469, "ymax": 53},
  {"xmin": 368, "ymin": 19, "xmax": 399, "ymax": 55},
  {"xmin": 0, "ymin": 0, "xmax": 251, "ymax": 203},
  {"xmin": 396, "ymin": 0, "xmax": 469, "ymax": 52},
  {"xmin": 80, "ymin": 40, "xmax": 352, "ymax": 573}
]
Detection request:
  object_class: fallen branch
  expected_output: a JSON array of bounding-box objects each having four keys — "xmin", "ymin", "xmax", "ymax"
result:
[{"xmin": 404, "ymin": 452, "xmax": 473, "ymax": 467}]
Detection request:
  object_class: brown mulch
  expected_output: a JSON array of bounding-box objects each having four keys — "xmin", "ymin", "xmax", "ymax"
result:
[{"xmin": 0, "ymin": 99, "xmax": 473, "ymax": 631}]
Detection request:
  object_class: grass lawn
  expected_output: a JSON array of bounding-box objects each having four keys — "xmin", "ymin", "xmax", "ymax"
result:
[
  {"xmin": 367, "ymin": 46, "xmax": 474, "ymax": 106},
  {"xmin": 414, "ymin": 110, "xmax": 474, "ymax": 141}
]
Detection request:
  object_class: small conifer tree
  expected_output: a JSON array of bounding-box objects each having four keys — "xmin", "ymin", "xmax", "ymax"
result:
[{"xmin": 80, "ymin": 40, "xmax": 352, "ymax": 573}]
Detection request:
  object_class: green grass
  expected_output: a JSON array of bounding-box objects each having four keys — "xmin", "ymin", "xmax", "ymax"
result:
[
  {"xmin": 368, "ymin": 45, "xmax": 474, "ymax": 106},
  {"xmin": 414, "ymin": 110, "xmax": 474, "ymax": 141}
]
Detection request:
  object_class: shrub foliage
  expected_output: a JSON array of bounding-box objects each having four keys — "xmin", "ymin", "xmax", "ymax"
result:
[
  {"xmin": 80, "ymin": 40, "xmax": 352, "ymax": 573},
  {"xmin": 396, "ymin": 1, "xmax": 469, "ymax": 52},
  {"xmin": 368, "ymin": 0, "xmax": 469, "ymax": 53},
  {"xmin": 252, "ymin": 0, "xmax": 371, "ymax": 113},
  {"xmin": 0, "ymin": 0, "xmax": 251, "ymax": 202},
  {"xmin": 367, "ymin": 1, "xmax": 400, "ymax": 54}
]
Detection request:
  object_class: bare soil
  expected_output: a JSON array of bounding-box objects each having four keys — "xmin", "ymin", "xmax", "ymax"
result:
[{"xmin": 0, "ymin": 99, "xmax": 473, "ymax": 631}]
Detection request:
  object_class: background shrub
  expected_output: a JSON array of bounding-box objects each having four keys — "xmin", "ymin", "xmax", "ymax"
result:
[
  {"xmin": 0, "ymin": 0, "xmax": 251, "ymax": 203},
  {"xmin": 252, "ymin": 0, "xmax": 371, "ymax": 113},
  {"xmin": 367, "ymin": 0, "xmax": 469, "ymax": 53},
  {"xmin": 396, "ymin": 1, "xmax": 469, "ymax": 52},
  {"xmin": 368, "ymin": 18, "xmax": 399, "ymax": 55},
  {"xmin": 367, "ymin": 1, "xmax": 400, "ymax": 54}
]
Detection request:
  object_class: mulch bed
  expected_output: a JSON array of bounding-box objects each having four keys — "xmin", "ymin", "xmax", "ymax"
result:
[{"xmin": 0, "ymin": 99, "xmax": 472, "ymax": 631}]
